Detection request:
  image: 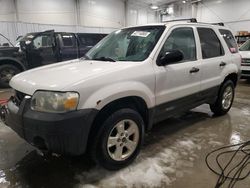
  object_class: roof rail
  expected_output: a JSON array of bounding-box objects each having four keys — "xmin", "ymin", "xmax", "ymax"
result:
[
  {"xmin": 163, "ymin": 18, "xmax": 225, "ymax": 26},
  {"xmin": 163, "ymin": 18, "xmax": 197, "ymax": 23},
  {"xmin": 211, "ymin": 22, "xmax": 224, "ymax": 26}
]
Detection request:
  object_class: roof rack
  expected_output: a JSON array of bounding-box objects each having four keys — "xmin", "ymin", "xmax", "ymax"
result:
[
  {"xmin": 164, "ymin": 18, "xmax": 197, "ymax": 23},
  {"xmin": 211, "ymin": 22, "xmax": 224, "ymax": 26},
  {"xmin": 163, "ymin": 18, "xmax": 225, "ymax": 26}
]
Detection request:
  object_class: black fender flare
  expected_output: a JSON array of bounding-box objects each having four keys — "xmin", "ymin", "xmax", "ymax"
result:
[{"xmin": 0, "ymin": 57, "xmax": 27, "ymax": 71}]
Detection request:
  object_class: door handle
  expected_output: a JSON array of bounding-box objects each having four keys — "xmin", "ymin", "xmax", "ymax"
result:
[
  {"xmin": 220, "ymin": 62, "xmax": 226, "ymax": 67},
  {"xmin": 189, "ymin": 67, "xmax": 200, "ymax": 73}
]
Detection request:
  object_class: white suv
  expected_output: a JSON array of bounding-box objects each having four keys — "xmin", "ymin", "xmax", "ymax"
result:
[
  {"xmin": 239, "ymin": 39, "xmax": 250, "ymax": 78},
  {"xmin": 3, "ymin": 19, "xmax": 241, "ymax": 170}
]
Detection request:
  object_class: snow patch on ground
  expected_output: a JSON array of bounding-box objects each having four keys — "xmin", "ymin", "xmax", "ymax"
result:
[
  {"xmin": 208, "ymin": 140, "xmax": 224, "ymax": 147},
  {"xmin": 76, "ymin": 137, "xmax": 202, "ymax": 188},
  {"xmin": 178, "ymin": 140, "xmax": 197, "ymax": 150},
  {"xmin": 0, "ymin": 170, "xmax": 9, "ymax": 188},
  {"xmin": 76, "ymin": 155, "xmax": 173, "ymax": 188},
  {"xmin": 241, "ymin": 108, "xmax": 250, "ymax": 116}
]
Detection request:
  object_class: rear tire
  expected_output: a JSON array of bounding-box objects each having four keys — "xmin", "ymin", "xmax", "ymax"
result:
[
  {"xmin": 90, "ymin": 108, "xmax": 144, "ymax": 170},
  {"xmin": 210, "ymin": 80, "xmax": 235, "ymax": 116},
  {"xmin": 0, "ymin": 64, "xmax": 21, "ymax": 88}
]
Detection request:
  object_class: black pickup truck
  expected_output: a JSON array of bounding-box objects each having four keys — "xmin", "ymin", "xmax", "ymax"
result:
[{"xmin": 0, "ymin": 30, "xmax": 107, "ymax": 87}]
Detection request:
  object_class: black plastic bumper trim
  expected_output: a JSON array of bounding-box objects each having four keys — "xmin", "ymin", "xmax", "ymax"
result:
[{"xmin": 5, "ymin": 98, "xmax": 98, "ymax": 155}]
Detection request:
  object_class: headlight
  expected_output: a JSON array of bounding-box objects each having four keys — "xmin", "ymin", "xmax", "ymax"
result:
[{"xmin": 31, "ymin": 91, "xmax": 79, "ymax": 113}]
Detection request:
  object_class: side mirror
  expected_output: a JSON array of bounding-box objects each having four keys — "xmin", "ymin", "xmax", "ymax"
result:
[{"xmin": 157, "ymin": 50, "xmax": 184, "ymax": 66}]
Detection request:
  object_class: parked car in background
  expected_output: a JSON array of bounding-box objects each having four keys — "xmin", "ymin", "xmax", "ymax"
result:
[
  {"xmin": 235, "ymin": 34, "xmax": 250, "ymax": 46},
  {"xmin": 0, "ymin": 30, "xmax": 107, "ymax": 87},
  {"xmin": 239, "ymin": 39, "xmax": 250, "ymax": 79}
]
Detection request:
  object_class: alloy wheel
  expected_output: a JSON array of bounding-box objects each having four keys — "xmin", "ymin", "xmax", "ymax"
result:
[
  {"xmin": 222, "ymin": 85, "xmax": 233, "ymax": 110},
  {"xmin": 107, "ymin": 119, "xmax": 139, "ymax": 161}
]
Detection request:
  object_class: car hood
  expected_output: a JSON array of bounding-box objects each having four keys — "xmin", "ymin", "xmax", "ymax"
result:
[
  {"xmin": 10, "ymin": 59, "xmax": 139, "ymax": 95},
  {"xmin": 0, "ymin": 46, "xmax": 19, "ymax": 53},
  {"xmin": 239, "ymin": 51, "xmax": 250, "ymax": 59}
]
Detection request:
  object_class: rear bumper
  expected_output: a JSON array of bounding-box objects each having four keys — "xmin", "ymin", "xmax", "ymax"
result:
[{"xmin": 5, "ymin": 97, "xmax": 98, "ymax": 155}]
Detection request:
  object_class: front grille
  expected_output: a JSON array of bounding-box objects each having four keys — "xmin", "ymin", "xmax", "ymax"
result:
[
  {"xmin": 241, "ymin": 70, "xmax": 250, "ymax": 75},
  {"xmin": 241, "ymin": 58, "xmax": 250, "ymax": 66}
]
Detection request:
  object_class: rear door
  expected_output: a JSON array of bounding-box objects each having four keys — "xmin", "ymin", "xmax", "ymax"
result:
[
  {"xmin": 197, "ymin": 27, "xmax": 229, "ymax": 98},
  {"xmin": 58, "ymin": 33, "xmax": 78, "ymax": 61},
  {"xmin": 154, "ymin": 26, "xmax": 202, "ymax": 122}
]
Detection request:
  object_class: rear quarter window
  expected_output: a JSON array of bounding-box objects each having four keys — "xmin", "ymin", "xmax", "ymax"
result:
[{"xmin": 219, "ymin": 29, "xmax": 238, "ymax": 53}]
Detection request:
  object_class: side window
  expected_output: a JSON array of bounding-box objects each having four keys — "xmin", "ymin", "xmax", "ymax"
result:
[
  {"xmin": 79, "ymin": 34, "xmax": 107, "ymax": 47},
  {"xmin": 159, "ymin": 27, "xmax": 196, "ymax": 61},
  {"xmin": 197, "ymin": 28, "xmax": 224, "ymax": 59},
  {"xmin": 61, "ymin": 34, "xmax": 75, "ymax": 47},
  {"xmin": 33, "ymin": 34, "xmax": 53, "ymax": 49},
  {"xmin": 79, "ymin": 34, "xmax": 94, "ymax": 46},
  {"xmin": 219, "ymin": 29, "xmax": 238, "ymax": 53}
]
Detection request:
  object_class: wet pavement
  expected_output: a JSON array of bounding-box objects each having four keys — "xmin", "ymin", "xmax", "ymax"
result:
[{"xmin": 0, "ymin": 81, "xmax": 250, "ymax": 188}]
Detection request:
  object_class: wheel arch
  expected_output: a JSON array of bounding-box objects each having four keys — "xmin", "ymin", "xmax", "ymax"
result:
[
  {"xmin": 215, "ymin": 72, "xmax": 238, "ymax": 99},
  {"xmin": 87, "ymin": 96, "xmax": 151, "ymax": 149},
  {"xmin": 0, "ymin": 58, "xmax": 26, "ymax": 71},
  {"xmin": 223, "ymin": 72, "xmax": 238, "ymax": 87}
]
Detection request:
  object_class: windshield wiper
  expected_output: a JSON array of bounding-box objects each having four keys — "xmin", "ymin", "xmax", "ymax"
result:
[{"xmin": 93, "ymin": 56, "xmax": 116, "ymax": 62}]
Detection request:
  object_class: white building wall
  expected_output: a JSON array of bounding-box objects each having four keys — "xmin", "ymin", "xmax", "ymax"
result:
[
  {"xmin": 0, "ymin": 0, "xmax": 16, "ymax": 22},
  {"xmin": 79, "ymin": 0, "xmax": 125, "ymax": 28},
  {"xmin": 2, "ymin": 0, "xmax": 250, "ymax": 43},
  {"xmin": 126, "ymin": 0, "xmax": 158, "ymax": 26},
  {"xmin": 17, "ymin": 0, "xmax": 76, "ymax": 25},
  {"xmin": 0, "ymin": 0, "xmax": 127, "ymax": 43},
  {"xmin": 196, "ymin": 0, "xmax": 250, "ymax": 34},
  {"xmin": 160, "ymin": 0, "xmax": 250, "ymax": 35},
  {"xmin": 162, "ymin": 3, "xmax": 192, "ymax": 22}
]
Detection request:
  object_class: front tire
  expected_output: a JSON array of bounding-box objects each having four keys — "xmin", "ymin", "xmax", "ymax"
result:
[
  {"xmin": 91, "ymin": 108, "xmax": 144, "ymax": 170},
  {"xmin": 210, "ymin": 80, "xmax": 235, "ymax": 116},
  {"xmin": 0, "ymin": 64, "xmax": 21, "ymax": 88}
]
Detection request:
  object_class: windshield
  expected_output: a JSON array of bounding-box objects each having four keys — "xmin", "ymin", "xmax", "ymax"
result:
[
  {"xmin": 239, "ymin": 39, "xmax": 250, "ymax": 51},
  {"xmin": 85, "ymin": 26, "xmax": 165, "ymax": 62}
]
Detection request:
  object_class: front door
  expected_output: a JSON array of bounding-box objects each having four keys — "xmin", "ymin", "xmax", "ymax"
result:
[
  {"xmin": 27, "ymin": 31, "xmax": 57, "ymax": 68},
  {"xmin": 154, "ymin": 26, "xmax": 201, "ymax": 122}
]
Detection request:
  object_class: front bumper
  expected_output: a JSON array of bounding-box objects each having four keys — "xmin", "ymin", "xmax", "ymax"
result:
[
  {"xmin": 4, "ymin": 97, "xmax": 98, "ymax": 155},
  {"xmin": 241, "ymin": 66, "xmax": 250, "ymax": 78}
]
